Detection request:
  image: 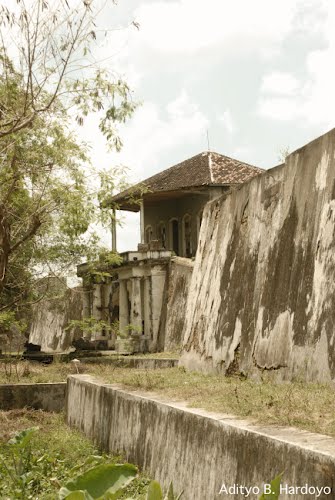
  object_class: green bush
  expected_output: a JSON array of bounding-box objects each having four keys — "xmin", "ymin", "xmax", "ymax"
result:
[{"xmin": 0, "ymin": 423, "xmax": 182, "ymax": 499}]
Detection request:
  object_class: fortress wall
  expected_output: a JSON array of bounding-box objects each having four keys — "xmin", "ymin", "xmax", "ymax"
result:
[{"xmin": 180, "ymin": 129, "xmax": 335, "ymax": 381}]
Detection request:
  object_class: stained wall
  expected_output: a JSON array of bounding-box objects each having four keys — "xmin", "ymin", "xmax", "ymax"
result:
[
  {"xmin": 180, "ymin": 129, "xmax": 335, "ymax": 381},
  {"xmin": 29, "ymin": 287, "xmax": 84, "ymax": 352}
]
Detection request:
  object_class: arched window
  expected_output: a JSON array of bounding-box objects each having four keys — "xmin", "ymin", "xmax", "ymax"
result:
[
  {"xmin": 145, "ymin": 225, "xmax": 153, "ymax": 244},
  {"xmin": 183, "ymin": 214, "xmax": 192, "ymax": 258},
  {"xmin": 158, "ymin": 222, "xmax": 167, "ymax": 249},
  {"xmin": 169, "ymin": 218, "xmax": 179, "ymax": 255}
]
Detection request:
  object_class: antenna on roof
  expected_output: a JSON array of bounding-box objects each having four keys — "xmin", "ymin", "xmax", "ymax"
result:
[{"xmin": 206, "ymin": 129, "xmax": 211, "ymax": 152}]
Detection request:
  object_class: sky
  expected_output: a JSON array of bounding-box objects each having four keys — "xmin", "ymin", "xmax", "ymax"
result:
[{"xmin": 78, "ymin": 0, "xmax": 335, "ymax": 252}]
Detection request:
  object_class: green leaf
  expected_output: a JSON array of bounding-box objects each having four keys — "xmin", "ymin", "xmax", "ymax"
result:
[
  {"xmin": 164, "ymin": 482, "xmax": 174, "ymax": 500},
  {"xmin": 69, "ymin": 455, "xmax": 105, "ymax": 474},
  {"xmin": 259, "ymin": 474, "xmax": 283, "ymax": 499},
  {"xmin": 146, "ymin": 481, "xmax": 163, "ymax": 500},
  {"xmin": 61, "ymin": 491, "xmax": 94, "ymax": 500},
  {"xmin": 59, "ymin": 463, "xmax": 137, "ymax": 500},
  {"xmin": 8, "ymin": 427, "xmax": 39, "ymax": 448}
]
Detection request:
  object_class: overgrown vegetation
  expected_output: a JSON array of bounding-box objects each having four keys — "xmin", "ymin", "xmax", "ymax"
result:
[
  {"xmin": 1, "ymin": 362, "xmax": 335, "ymax": 438},
  {"xmin": 0, "ymin": 409, "xmax": 153, "ymax": 499}
]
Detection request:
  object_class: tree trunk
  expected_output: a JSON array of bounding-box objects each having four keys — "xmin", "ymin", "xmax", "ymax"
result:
[{"xmin": 0, "ymin": 204, "xmax": 10, "ymax": 294}]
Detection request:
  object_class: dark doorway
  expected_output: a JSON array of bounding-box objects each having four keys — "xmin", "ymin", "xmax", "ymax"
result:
[
  {"xmin": 183, "ymin": 215, "xmax": 192, "ymax": 257},
  {"xmin": 171, "ymin": 219, "xmax": 179, "ymax": 255}
]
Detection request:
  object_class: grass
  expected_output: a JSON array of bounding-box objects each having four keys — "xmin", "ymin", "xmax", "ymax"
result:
[
  {"xmin": 1, "ymin": 361, "xmax": 335, "ymax": 438},
  {"xmin": 127, "ymin": 351, "xmax": 180, "ymax": 359},
  {"xmin": 98, "ymin": 367, "xmax": 335, "ymax": 437},
  {"xmin": 0, "ymin": 409, "xmax": 151, "ymax": 499},
  {"xmin": 0, "ymin": 359, "xmax": 79, "ymax": 383}
]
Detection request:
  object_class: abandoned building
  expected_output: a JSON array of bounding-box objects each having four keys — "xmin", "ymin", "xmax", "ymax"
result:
[
  {"xmin": 104, "ymin": 151, "xmax": 264, "ymax": 352},
  {"xmin": 110, "ymin": 151, "xmax": 264, "ymax": 257}
]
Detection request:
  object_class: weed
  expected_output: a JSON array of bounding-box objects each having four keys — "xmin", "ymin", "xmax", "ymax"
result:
[{"xmin": 0, "ymin": 410, "xmax": 151, "ymax": 499}]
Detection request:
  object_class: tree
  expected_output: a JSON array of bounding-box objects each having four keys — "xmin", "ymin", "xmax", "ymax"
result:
[{"xmin": 0, "ymin": 0, "xmax": 137, "ymax": 317}]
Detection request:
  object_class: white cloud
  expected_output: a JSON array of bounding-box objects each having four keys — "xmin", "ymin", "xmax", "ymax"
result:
[
  {"xmin": 261, "ymin": 72, "xmax": 300, "ymax": 95},
  {"xmin": 301, "ymin": 4, "xmax": 335, "ymax": 127},
  {"xmin": 114, "ymin": 213, "xmax": 140, "ymax": 253},
  {"xmin": 218, "ymin": 110, "xmax": 235, "ymax": 135},
  {"xmin": 258, "ymin": 72, "xmax": 302, "ymax": 121},
  {"xmin": 114, "ymin": 91, "xmax": 209, "ymax": 179},
  {"xmin": 259, "ymin": 98, "xmax": 300, "ymax": 121},
  {"xmin": 258, "ymin": 2, "xmax": 335, "ymax": 126},
  {"xmin": 134, "ymin": 0, "xmax": 300, "ymax": 53}
]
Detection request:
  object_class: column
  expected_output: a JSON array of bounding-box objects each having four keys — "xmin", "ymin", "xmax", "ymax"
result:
[
  {"xmin": 149, "ymin": 267, "xmax": 166, "ymax": 351},
  {"xmin": 119, "ymin": 279, "xmax": 129, "ymax": 335},
  {"xmin": 92, "ymin": 284, "xmax": 102, "ymax": 340},
  {"xmin": 143, "ymin": 276, "xmax": 152, "ymax": 339},
  {"xmin": 130, "ymin": 277, "xmax": 142, "ymax": 334},
  {"xmin": 82, "ymin": 288, "xmax": 91, "ymax": 339},
  {"xmin": 140, "ymin": 201, "xmax": 145, "ymax": 244},
  {"xmin": 111, "ymin": 209, "xmax": 117, "ymax": 252}
]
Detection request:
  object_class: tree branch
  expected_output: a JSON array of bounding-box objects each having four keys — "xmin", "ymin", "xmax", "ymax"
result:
[{"xmin": 10, "ymin": 214, "xmax": 42, "ymax": 254}]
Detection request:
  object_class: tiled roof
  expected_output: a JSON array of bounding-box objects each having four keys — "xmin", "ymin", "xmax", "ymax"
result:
[{"xmin": 110, "ymin": 151, "xmax": 264, "ymax": 207}]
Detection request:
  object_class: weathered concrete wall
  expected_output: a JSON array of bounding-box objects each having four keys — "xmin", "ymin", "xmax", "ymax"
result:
[
  {"xmin": 67, "ymin": 375, "xmax": 335, "ymax": 500},
  {"xmin": 0, "ymin": 382, "xmax": 65, "ymax": 412},
  {"xmin": 164, "ymin": 257, "xmax": 194, "ymax": 351},
  {"xmin": 29, "ymin": 287, "xmax": 84, "ymax": 352},
  {"xmin": 180, "ymin": 129, "xmax": 335, "ymax": 381},
  {"xmin": 80, "ymin": 356, "xmax": 179, "ymax": 368}
]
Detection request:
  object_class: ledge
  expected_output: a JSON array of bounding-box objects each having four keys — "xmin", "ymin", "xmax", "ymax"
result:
[{"xmin": 66, "ymin": 375, "xmax": 335, "ymax": 499}]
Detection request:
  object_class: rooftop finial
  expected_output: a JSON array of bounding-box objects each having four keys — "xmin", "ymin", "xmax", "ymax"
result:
[{"xmin": 206, "ymin": 129, "xmax": 211, "ymax": 152}]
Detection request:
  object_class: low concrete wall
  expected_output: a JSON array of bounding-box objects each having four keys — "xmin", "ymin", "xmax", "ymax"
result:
[
  {"xmin": 0, "ymin": 383, "xmax": 66, "ymax": 412},
  {"xmin": 66, "ymin": 375, "xmax": 335, "ymax": 500}
]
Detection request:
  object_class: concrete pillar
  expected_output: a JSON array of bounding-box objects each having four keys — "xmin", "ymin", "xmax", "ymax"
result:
[
  {"xmin": 111, "ymin": 209, "xmax": 117, "ymax": 252},
  {"xmin": 92, "ymin": 284, "xmax": 102, "ymax": 320},
  {"xmin": 140, "ymin": 201, "xmax": 145, "ymax": 243},
  {"xmin": 100, "ymin": 283, "xmax": 110, "ymax": 323},
  {"xmin": 119, "ymin": 279, "xmax": 129, "ymax": 335},
  {"xmin": 91, "ymin": 284, "xmax": 103, "ymax": 340},
  {"xmin": 149, "ymin": 268, "xmax": 166, "ymax": 351},
  {"xmin": 82, "ymin": 289, "xmax": 90, "ymax": 318},
  {"xmin": 82, "ymin": 289, "xmax": 91, "ymax": 339},
  {"xmin": 101, "ymin": 282, "xmax": 112, "ymax": 337},
  {"xmin": 130, "ymin": 277, "xmax": 142, "ymax": 334},
  {"xmin": 143, "ymin": 277, "xmax": 152, "ymax": 339}
]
